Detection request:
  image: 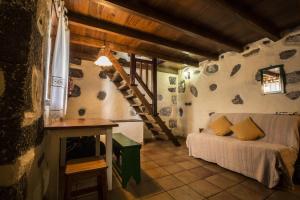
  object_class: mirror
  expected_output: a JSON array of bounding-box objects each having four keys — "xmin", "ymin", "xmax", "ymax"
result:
[{"xmin": 260, "ymin": 65, "xmax": 285, "ymax": 94}]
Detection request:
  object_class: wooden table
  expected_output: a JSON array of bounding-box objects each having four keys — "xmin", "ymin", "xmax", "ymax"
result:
[{"xmin": 44, "ymin": 118, "xmax": 118, "ymax": 200}]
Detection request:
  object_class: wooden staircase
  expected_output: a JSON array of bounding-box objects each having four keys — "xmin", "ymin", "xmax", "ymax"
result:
[{"xmin": 102, "ymin": 49, "xmax": 180, "ymax": 146}]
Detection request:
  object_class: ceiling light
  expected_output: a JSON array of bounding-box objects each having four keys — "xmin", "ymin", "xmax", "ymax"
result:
[{"xmin": 94, "ymin": 55, "xmax": 112, "ymax": 67}]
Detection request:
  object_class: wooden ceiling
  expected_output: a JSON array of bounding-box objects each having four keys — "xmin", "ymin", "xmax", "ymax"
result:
[{"xmin": 65, "ymin": 0, "xmax": 300, "ymax": 67}]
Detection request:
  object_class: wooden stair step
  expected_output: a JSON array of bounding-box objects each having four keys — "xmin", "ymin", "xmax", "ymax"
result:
[
  {"xmin": 151, "ymin": 127, "xmax": 163, "ymax": 133},
  {"xmin": 118, "ymin": 84, "xmax": 129, "ymax": 91},
  {"xmin": 124, "ymin": 94, "xmax": 136, "ymax": 99},
  {"xmin": 144, "ymin": 120, "xmax": 157, "ymax": 124},
  {"xmin": 131, "ymin": 103, "xmax": 143, "ymax": 107},
  {"xmin": 112, "ymin": 72, "xmax": 123, "ymax": 82}
]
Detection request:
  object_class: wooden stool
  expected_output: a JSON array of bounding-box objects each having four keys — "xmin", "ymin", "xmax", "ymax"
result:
[{"xmin": 64, "ymin": 158, "xmax": 107, "ymax": 200}]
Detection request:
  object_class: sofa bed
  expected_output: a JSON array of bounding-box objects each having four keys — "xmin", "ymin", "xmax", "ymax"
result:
[{"xmin": 186, "ymin": 113, "xmax": 300, "ymax": 188}]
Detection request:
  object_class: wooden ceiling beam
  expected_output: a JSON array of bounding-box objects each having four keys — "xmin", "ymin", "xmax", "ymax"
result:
[
  {"xmin": 212, "ymin": 0, "xmax": 280, "ymax": 41},
  {"xmin": 70, "ymin": 34, "xmax": 201, "ymax": 66},
  {"xmin": 68, "ymin": 11, "xmax": 218, "ymax": 59},
  {"xmin": 97, "ymin": 0, "xmax": 242, "ymax": 52}
]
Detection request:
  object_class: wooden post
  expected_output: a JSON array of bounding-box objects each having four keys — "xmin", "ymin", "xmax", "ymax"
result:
[
  {"xmin": 146, "ymin": 64, "xmax": 149, "ymax": 87},
  {"xmin": 139, "ymin": 62, "xmax": 143, "ymax": 79},
  {"xmin": 130, "ymin": 54, "xmax": 136, "ymax": 85},
  {"xmin": 152, "ymin": 58, "xmax": 158, "ymax": 116}
]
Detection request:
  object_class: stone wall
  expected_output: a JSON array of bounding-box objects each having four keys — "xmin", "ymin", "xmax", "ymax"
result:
[
  {"xmin": 178, "ymin": 30, "xmax": 300, "ymax": 134},
  {"xmin": 0, "ymin": 0, "xmax": 51, "ymax": 199}
]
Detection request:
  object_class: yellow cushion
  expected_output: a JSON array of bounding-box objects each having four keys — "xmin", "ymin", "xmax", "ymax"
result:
[
  {"xmin": 230, "ymin": 117, "xmax": 265, "ymax": 140},
  {"xmin": 209, "ymin": 116, "xmax": 232, "ymax": 136}
]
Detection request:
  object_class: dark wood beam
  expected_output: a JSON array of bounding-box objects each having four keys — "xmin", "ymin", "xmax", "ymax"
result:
[
  {"xmin": 68, "ymin": 11, "xmax": 218, "ymax": 59},
  {"xmin": 70, "ymin": 34, "xmax": 201, "ymax": 66},
  {"xmin": 212, "ymin": 0, "xmax": 280, "ymax": 41},
  {"xmin": 98, "ymin": 0, "xmax": 242, "ymax": 52}
]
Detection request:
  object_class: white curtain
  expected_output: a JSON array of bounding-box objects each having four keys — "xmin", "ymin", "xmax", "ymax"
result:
[{"xmin": 49, "ymin": 5, "xmax": 69, "ymax": 118}]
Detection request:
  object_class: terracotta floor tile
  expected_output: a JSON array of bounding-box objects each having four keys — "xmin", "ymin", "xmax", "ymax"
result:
[
  {"xmin": 174, "ymin": 170, "xmax": 200, "ymax": 184},
  {"xmin": 169, "ymin": 155, "xmax": 190, "ymax": 162},
  {"xmin": 145, "ymin": 167, "xmax": 170, "ymax": 179},
  {"xmin": 108, "ymin": 187, "xmax": 136, "ymax": 200},
  {"xmin": 189, "ymin": 179, "xmax": 222, "ymax": 198},
  {"xmin": 168, "ymin": 185, "xmax": 204, "ymax": 200},
  {"xmin": 156, "ymin": 175, "xmax": 184, "ymax": 191},
  {"xmin": 141, "ymin": 161, "xmax": 159, "ymax": 170},
  {"xmin": 206, "ymin": 174, "xmax": 237, "ymax": 189},
  {"xmin": 143, "ymin": 192, "xmax": 174, "ymax": 200},
  {"xmin": 227, "ymin": 184, "xmax": 269, "ymax": 200},
  {"xmin": 153, "ymin": 158, "xmax": 175, "ymax": 167},
  {"xmin": 220, "ymin": 171, "xmax": 247, "ymax": 183},
  {"xmin": 241, "ymin": 179, "xmax": 273, "ymax": 197},
  {"xmin": 208, "ymin": 191, "xmax": 239, "ymax": 200},
  {"xmin": 177, "ymin": 160, "xmax": 200, "ymax": 170},
  {"xmin": 163, "ymin": 164, "xmax": 185, "ymax": 174},
  {"xmin": 266, "ymin": 191, "xmax": 299, "ymax": 200},
  {"xmin": 128, "ymin": 180, "xmax": 164, "ymax": 199},
  {"xmin": 202, "ymin": 164, "xmax": 227, "ymax": 173},
  {"xmin": 189, "ymin": 166, "xmax": 215, "ymax": 179}
]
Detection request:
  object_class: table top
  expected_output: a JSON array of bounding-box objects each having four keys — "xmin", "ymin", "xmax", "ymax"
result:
[{"xmin": 44, "ymin": 118, "xmax": 119, "ymax": 130}]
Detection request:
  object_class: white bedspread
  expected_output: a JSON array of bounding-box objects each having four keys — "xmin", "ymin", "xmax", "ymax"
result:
[{"xmin": 186, "ymin": 113, "xmax": 300, "ymax": 188}]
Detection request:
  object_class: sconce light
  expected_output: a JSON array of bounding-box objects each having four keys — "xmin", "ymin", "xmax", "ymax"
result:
[{"xmin": 183, "ymin": 66, "xmax": 190, "ymax": 79}]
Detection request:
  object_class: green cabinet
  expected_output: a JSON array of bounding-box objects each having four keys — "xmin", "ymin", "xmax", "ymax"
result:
[{"xmin": 112, "ymin": 133, "xmax": 141, "ymax": 188}]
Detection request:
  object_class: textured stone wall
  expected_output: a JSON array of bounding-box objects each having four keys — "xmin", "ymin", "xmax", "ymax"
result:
[
  {"xmin": 178, "ymin": 30, "xmax": 300, "ymax": 134},
  {"xmin": 0, "ymin": 0, "xmax": 51, "ymax": 199}
]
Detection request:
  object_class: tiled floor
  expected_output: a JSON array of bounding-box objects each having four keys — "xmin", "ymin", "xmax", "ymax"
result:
[{"xmin": 72, "ymin": 139, "xmax": 300, "ymax": 200}]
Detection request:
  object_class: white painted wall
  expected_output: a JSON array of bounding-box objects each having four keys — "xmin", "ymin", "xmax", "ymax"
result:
[
  {"xmin": 178, "ymin": 31, "xmax": 300, "ymax": 135},
  {"xmin": 112, "ymin": 122, "xmax": 144, "ymax": 143}
]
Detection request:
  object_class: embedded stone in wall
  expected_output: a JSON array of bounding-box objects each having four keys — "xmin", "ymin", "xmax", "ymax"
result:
[
  {"xmin": 157, "ymin": 94, "xmax": 163, "ymax": 101},
  {"xmin": 178, "ymin": 80, "xmax": 185, "ymax": 93},
  {"xmin": 279, "ymin": 49, "xmax": 297, "ymax": 60},
  {"xmin": 205, "ymin": 64, "xmax": 218, "ymax": 74},
  {"xmin": 285, "ymin": 33, "xmax": 300, "ymax": 44},
  {"xmin": 230, "ymin": 64, "xmax": 241, "ymax": 77},
  {"xmin": 255, "ymin": 70, "xmax": 261, "ymax": 81},
  {"xmin": 171, "ymin": 95, "xmax": 177, "ymax": 104},
  {"xmin": 69, "ymin": 68, "xmax": 83, "ymax": 78},
  {"xmin": 190, "ymin": 85, "xmax": 198, "ymax": 97},
  {"xmin": 209, "ymin": 112, "xmax": 215, "ymax": 116},
  {"xmin": 286, "ymin": 71, "xmax": 300, "ymax": 84},
  {"xmin": 78, "ymin": 108, "xmax": 86, "ymax": 116},
  {"xmin": 168, "ymin": 87, "xmax": 176, "ymax": 93},
  {"xmin": 209, "ymin": 84, "xmax": 217, "ymax": 91},
  {"xmin": 99, "ymin": 71, "xmax": 107, "ymax": 79},
  {"xmin": 97, "ymin": 91, "xmax": 107, "ymax": 100},
  {"xmin": 193, "ymin": 70, "xmax": 201, "ymax": 75},
  {"xmin": 185, "ymin": 102, "xmax": 192, "ymax": 106},
  {"xmin": 0, "ymin": 69, "xmax": 5, "ymax": 96},
  {"xmin": 179, "ymin": 108, "xmax": 183, "ymax": 117},
  {"xmin": 286, "ymin": 91, "xmax": 300, "ymax": 100},
  {"xmin": 70, "ymin": 57, "xmax": 81, "ymax": 65},
  {"xmin": 169, "ymin": 119, "xmax": 177, "ymax": 128},
  {"xmin": 242, "ymin": 48, "xmax": 260, "ymax": 57},
  {"xmin": 69, "ymin": 85, "xmax": 81, "ymax": 97},
  {"xmin": 169, "ymin": 76, "xmax": 176, "ymax": 85},
  {"xmin": 262, "ymin": 39, "xmax": 271, "ymax": 45},
  {"xmin": 159, "ymin": 107, "xmax": 172, "ymax": 116},
  {"xmin": 232, "ymin": 95, "xmax": 244, "ymax": 104}
]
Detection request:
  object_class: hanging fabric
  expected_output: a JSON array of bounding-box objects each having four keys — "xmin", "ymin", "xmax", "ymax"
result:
[{"xmin": 49, "ymin": 2, "xmax": 69, "ymax": 118}]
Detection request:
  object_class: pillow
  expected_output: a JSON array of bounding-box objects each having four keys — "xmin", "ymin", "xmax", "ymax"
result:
[
  {"xmin": 209, "ymin": 116, "xmax": 232, "ymax": 136},
  {"xmin": 230, "ymin": 117, "xmax": 265, "ymax": 140}
]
